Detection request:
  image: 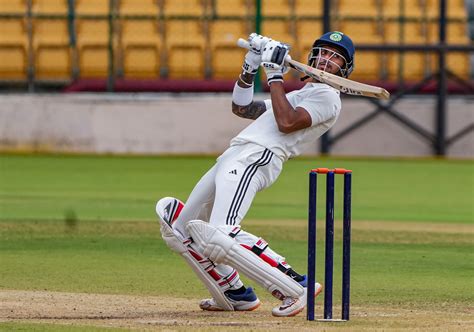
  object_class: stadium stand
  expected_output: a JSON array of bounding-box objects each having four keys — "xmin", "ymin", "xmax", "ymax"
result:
[
  {"xmin": 75, "ymin": 0, "xmax": 109, "ymax": 15},
  {"xmin": 32, "ymin": 0, "xmax": 71, "ymax": 80},
  {"xmin": 0, "ymin": 0, "xmax": 471, "ymax": 87},
  {"xmin": 213, "ymin": 0, "xmax": 251, "ymax": 18},
  {"xmin": 261, "ymin": 19, "xmax": 295, "ymax": 49},
  {"xmin": 338, "ymin": 0, "xmax": 380, "ymax": 18},
  {"xmin": 163, "ymin": 0, "xmax": 205, "ymax": 17},
  {"xmin": 0, "ymin": 18, "xmax": 28, "ymax": 79},
  {"xmin": 76, "ymin": 19, "xmax": 111, "ymax": 78},
  {"xmin": 120, "ymin": 20, "xmax": 161, "ymax": 78},
  {"xmin": 209, "ymin": 19, "xmax": 247, "ymax": 78},
  {"xmin": 381, "ymin": 0, "xmax": 424, "ymax": 18},
  {"xmin": 165, "ymin": 19, "xmax": 206, "ymax": 78},
  {"xmin": 294, "ymin": 0, "xmax": 323, "ymax": 18},
  {"xmin": 119, "ymin": 0, "xmax": 160, "ymax": 16},
  {"xmin": 262, "ymin": 0, "xmax": 291, "ymax": 17},
  {"xmin": 384, "ymin": 21, "xmax": 430, "ymax": 80},
  {"xmin": 296, "ymin": 20, "xmax": 323, "ymax": 62},
  {"xmin": 337, "ymin": 21, "xmax": 384, "ymax": 80}
]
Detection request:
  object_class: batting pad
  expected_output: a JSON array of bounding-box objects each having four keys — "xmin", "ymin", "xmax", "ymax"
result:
[
  {"xmin": 187, "ymin": 220, "xmax": 304, "ymax": 300},
  {"xmin": 156, "ymin": 198, "xmax": 234, "ymax": 311}
]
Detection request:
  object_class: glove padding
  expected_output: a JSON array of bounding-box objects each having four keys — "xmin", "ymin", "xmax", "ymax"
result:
[
  {"xmin": 242, "ymin": 33, "xmax": 271, "ymax": 74},
  {"xmin": 261, "ymin": 40, "xmax": 290, "ymax": 84}
]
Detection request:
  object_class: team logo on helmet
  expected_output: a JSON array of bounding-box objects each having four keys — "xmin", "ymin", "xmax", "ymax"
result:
[{"xmin": 329, "ymin": 32, "xmax": 343, "ymax": 42}]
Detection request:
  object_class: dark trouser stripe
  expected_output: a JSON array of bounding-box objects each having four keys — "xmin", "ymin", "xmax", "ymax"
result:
[{"xmin": 226, "ymin": 149, "xmax": 273, "ymax": 225}]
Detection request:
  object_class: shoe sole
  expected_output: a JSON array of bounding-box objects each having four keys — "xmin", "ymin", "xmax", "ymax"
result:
[
  {"xmin": 200, "ymin": 300, "xmax": 261, "ymax": 312},
  {"xmin": 235, "ymin": 300, "xmax": 261, "ymax": 311}
]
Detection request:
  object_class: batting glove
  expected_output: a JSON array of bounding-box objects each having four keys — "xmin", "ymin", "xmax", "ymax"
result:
[
  {"xmin": 242, "ymin": 33, "xmax": 271, "ymax": 74},
  {"xmin": 261, "ymin": 40, "xmax": 290, "ymax": 84}
]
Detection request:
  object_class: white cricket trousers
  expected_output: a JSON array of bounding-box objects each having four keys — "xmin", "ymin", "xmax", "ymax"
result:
[
  {"xmin": 174, "ymin": 143, "xmax": 283, "ymax": 235},
  {"xmin": 173, "ymin": 143, "xmax": 293, "ymax": 292}
]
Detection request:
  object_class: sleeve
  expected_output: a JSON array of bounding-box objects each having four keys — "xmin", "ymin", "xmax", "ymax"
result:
[{"xmin": 296, "ymin": 89, "xmax": 341, "ymax": 126}]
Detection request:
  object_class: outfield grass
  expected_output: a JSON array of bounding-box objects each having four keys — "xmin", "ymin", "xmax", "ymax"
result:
[
  {"xmin": 0, "ymin": 154, "xmax": 473, "ymax": 330},
  {"xmin": 0, "ymin": 154, "xmax": 472, "ymax": 222}
]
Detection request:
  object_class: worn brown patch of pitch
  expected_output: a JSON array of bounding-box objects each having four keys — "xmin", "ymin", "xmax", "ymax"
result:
[{"xmin": 1, "ymin": 290, "xmax": 473, "ymax": 331}]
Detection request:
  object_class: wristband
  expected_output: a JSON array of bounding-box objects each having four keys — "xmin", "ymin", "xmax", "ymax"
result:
[{"xmin": 232, "ymin": 82, "xmax": 254, "ymax": 106}]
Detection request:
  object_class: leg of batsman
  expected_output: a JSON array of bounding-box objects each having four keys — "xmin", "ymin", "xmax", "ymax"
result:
[
  {"xmin": 186, "ymin": 220, "xmax": 322, "ymax": 317},
  {"xmin": 156, "ymin": 197, "xmax": 260, "ymax": 311}
]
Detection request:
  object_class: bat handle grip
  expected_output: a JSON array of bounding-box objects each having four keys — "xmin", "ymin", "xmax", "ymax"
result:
[
  {"xmin": 236, "ymin": 38, "xmax": 251, "ymax": 50},
  {"xmin": 236, "ymin": 38, "xmax": 291, "ymax": 63}
]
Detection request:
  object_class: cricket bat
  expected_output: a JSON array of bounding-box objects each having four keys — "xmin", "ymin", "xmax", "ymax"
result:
[{"xmin": 237, "ymin": 38, "xmax": 390, "ymax": 100}]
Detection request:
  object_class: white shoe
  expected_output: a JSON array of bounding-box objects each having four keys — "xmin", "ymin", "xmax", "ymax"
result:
[
  {"xmin": 271, "ymin": 282, "xmax": 322, "ymax": 317},
  {"xmin": 200, "ymin": 287, "xmax": 261, "ymax": 311}
]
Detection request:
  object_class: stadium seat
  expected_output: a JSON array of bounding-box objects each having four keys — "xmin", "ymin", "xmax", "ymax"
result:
[
  {"xmin": 426, "ymin": 0, "xmax": 467, "ymax": 19},
  {"xmin": 32, "ymin": 19, "xmax": 71, "ymax": 79},
  {"xmin": 163, "ymin": 0, "xmax": 205, "ymax": 17},
  {"xmin": 76, "ymin": 19, "xmax": 111, "ymax": 77},
  {"xmin": 214, "ymin": 0, "xmax": 250, "ymax": 17},
  {"xmin": 209, "ymin": 20, "xmax": 247, "ymax": 78},
  {"xmin": 75, "ymin": 0, "xmax": 109, "ymax": 15},
  {"xmin": 381, "ymin": 0, "xmax": 423, "ymax": 19},
  {"xmin": 294, "ymin": 0, "xmax": 323, "ymax": 18},
  {"xmin": 32, "ymin": 0, "xmax": 68, "ymax": 15},
  {"xmin": 384, "ymin": 22, "xmax": 429, "ymax": 81},
  {"xmin": 119, "ymin": 0, "xmax": 160, "ymax": 16},
  {"xmin": 296, "ymin": 20, "xmax": 323, "ymax": 61},
  {"xmin": 337, "ymin": 21, "xmax": 383, "ymax": 80},
  {"xmin": 262, "ymin": 0, "xmax": 291, "ymax": 17},
  {"xmin": 0, "ymin": 18, "xmax": 28, "ymax": 79},
  {"xmin": 338, "ymin": 0, "xmax": 379, "ymax": 18},
  {"xmin": 0, "ymin": 0, "xmax": 26, "ymax": 15},
  {"xmin": 428, "ymin": 21, "xmax": 470, "ymax": 44},
  {"xmin": 261, "ymin": 20, "xmax": 295, "ymax": 48},
  {"xmin": 165, "ymin": 19, "xmax": 205, "ymax": 78},
  {"xmin": 120, "ymin": 20, "xmax": 161, "ymax": 78}
]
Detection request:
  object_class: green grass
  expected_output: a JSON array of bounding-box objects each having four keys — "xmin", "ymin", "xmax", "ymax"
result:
[
  {"xmin": 0, "ymin": 154, "xmax": 473, "ymax": 330},
  {"xmin": 0, "ymin": 154, "xmax": 473, "ymax": 223}
]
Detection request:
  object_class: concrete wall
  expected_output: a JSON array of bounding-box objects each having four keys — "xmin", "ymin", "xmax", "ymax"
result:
[{"xmin": 0, "ymin": 93, "xmax": 472, "ymax": 158}]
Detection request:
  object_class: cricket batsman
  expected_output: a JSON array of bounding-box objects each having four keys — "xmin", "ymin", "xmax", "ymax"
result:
[{"xmin": 156, "ymin": 31, "xmax": 355, "ymax": 317}]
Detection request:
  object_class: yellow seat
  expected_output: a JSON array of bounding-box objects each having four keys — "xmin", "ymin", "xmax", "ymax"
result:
[
  {"xmin": 121, "ymin": 20, "xmax": 161, "ymax": 78},
  {"xmin": 32, "ymin": 0, "xmax": 68, "ymax": 15},
  {"xmin": 210, "ymin": 20, "xmax": 247, "ymax": 78},
  {"xmin": 428, "ymin": 21, "xmax": 470, "ymax": 44},
  {"xmin": 381, "ymin": 0, "xmax": 423, "ymax": 19},
  {"xmin": 337, "ymin": 21, "xmax": 383, "ymax": 80},
  {"xmin": 426, "ymin": 0, "xmax": 468, "ymax": 19},
  {"xmin": 214, "ymin": 0, "xmax": 250, "ymax": 17},
  {"xmin": 262, "ymin": 0, "xmax": 290, "ymax": 17},
  {"xmin": 294, "ymin": 0, "xmax": 323, "ymax": 18},
  {"xmin": 210, "ymin": 20, "xmax": 247, "ymax": 48},
  {"xmin": 0, "ymin": 18, "xmax": 28, "ymax": 79},
  {"xmin": 261, "ymin": 20, "xmax": 294, "ymax": 47},
  {"xmin": 76, "ymin": 19, "xmax": 111, "ymax": 77},
  {"xmin": 296, "ymin": 20, "xmax": 323, "ymax": 62},
  {"xmin": 166, "ymin": 20, "xmax": 205, "ymax": 78},
  {"xmin": 384, "ymin": 22, "xmax": 427, "ymax": 43},
  {"xmin": 338, "ymin": 0, "xmax": 379, "ymax": 18},
  {"xmin": 163, "ymin": 0, "xmax": 205, "ymax": 17},
  {"xmin": 384, "ymin": 22, "xmax": 429, "ymax": 81},
  {"xmin": 75, "ymin": 0, "xmax": 109, "ymax": 15},
  {"xmin": 119, "ymin": 0, "xmax": 160, "ymax": 16},
  {"xmin": 0, "ymin": 0, "xmax": 26, "ymax": 14},
  {"xmin": 33, "ymin": 19, "xmax": 71, "ymax": 79}
]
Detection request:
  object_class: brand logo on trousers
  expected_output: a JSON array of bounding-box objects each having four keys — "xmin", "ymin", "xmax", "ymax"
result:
[{"xmin": 229, "ymin": 169, "xmax": 237, "ymax": 175}]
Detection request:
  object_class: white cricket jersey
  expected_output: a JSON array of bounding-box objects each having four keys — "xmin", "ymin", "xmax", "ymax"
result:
[{"xmin": 230, "ymin": 82, "xmax": 342, "ymax": 161}]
